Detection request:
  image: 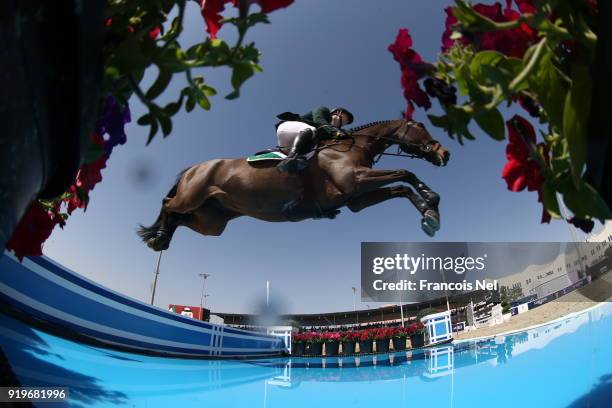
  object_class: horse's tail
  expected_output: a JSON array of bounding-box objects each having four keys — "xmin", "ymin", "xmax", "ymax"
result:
[{"xmin": 137, "ymin": 168, "xmax": 189, "ymax": 243}]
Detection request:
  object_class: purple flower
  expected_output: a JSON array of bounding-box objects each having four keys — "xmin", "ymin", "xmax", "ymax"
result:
[{"xmin": 95, "ymin": 95, "xmax": 131, "ymax": 156}]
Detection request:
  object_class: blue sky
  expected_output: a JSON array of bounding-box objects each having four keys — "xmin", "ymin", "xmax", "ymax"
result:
[{"xmin": 44, "ymin": 0, "xmax": 596, "ymax": 314}]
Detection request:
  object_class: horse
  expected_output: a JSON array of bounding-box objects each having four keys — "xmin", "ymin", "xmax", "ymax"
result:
[{"xmin": 137, "ymin": 119, "xmax": 450, "ymax": 251}]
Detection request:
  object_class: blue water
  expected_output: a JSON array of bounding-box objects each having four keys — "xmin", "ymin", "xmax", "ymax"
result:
[{"xmin": 1, "ymin": 303, "xmax": 611, "ymax": 408}]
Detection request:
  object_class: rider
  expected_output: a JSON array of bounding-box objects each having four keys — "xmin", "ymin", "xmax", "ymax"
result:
[{"xmin": 275, "ymin": 106, "xmax": 354, "ymax": 173}]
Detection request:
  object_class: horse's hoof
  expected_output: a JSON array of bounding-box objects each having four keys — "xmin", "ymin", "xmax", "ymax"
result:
[
  {"xmin": 147, "ymin": 237, "xmax": 170, "ymax": 251},
  {"xmin": 421, "ymin": 220, "xmax": 436, "ymax": 237},
  {"xmin": 423, "ymin": 209, "xmax": 440, "ymax": 231},
  {"xmin": 421, "ymin": 210, "xmax": 440, "ymax": 237}
]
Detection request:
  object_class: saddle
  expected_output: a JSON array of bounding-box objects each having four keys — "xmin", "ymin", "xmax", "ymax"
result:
[
  {"xmin": 246, "ymin": 148, "xmax": 316, "ymax": 163},
  {"xmin": 246, "ymin": 149, "xmax": 287, "ymax": 162}
]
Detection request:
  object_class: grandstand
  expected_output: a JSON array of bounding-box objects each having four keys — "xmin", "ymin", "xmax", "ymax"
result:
[{"xmin": 214, "ymin": 290, "xmax": 493, "ymax": 330}]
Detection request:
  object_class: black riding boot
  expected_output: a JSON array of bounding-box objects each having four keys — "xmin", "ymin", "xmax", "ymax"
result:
[{"xmin": 277, "ymin": 128, "xmax": 316, "ymax": 174}]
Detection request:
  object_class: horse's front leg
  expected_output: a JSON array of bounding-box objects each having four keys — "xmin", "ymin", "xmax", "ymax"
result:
[
  {"xmin": 351, "ymin": 168, "xmax": 439, "ymax": 208},
  {"xmin": 346, "ymin": 186, "xmax": 440, "ymax": 237}
]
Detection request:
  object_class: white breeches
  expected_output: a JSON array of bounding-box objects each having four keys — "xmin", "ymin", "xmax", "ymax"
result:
[{"xmin": 276, "ymin": 121, "xmax": 316, "ymax": 152}]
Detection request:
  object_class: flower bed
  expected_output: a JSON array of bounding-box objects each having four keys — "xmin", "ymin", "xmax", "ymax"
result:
[{"xmin": 291, "ymin": 324, "xmax": 428, "ymax": 356}]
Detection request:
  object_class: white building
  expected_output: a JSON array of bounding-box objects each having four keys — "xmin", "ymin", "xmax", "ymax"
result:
[{"xmin": 499, "ymin": 222, "xmax": 612, "ymax": 300}]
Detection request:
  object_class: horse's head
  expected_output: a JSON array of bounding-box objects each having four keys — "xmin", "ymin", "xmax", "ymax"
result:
[{"xmin": 394, "ymin": 120, "xmax": 450, "ymax": 167}]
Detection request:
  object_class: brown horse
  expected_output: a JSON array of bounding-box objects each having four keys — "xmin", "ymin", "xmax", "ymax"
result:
[{"xmin": 138, "ymin": 119, "xmax": 450, "ymax": 251}]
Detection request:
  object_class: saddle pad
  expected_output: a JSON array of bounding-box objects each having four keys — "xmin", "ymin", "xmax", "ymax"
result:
[{"xmin": 247, "ymin": 151, "xmax": 287, "ymax": 162}]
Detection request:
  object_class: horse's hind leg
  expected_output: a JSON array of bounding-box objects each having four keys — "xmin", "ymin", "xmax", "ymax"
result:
[
  {"xmin": 347, "ymin": 186, "xmax": 440, "ymax": 237},
  {"xmin": 184, "ymin": 201, "xmax": 239, "ymax": 237},
  {"xmin": 146, "ymin": 211, "xmax": 185, "ymax": 251}
]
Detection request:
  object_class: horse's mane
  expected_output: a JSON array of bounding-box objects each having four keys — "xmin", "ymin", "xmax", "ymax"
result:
[{"xmin": 348, "ymin": 119, "xmax": 400, "ymax": 133}]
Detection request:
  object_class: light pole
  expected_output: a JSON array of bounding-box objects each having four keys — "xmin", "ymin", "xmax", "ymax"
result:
[
  {"xmin": 199, "ymin": 273, "xmax": 210, "ymax": 319},
  {"xmin": 150, "ymin": 251, "xmax": 163, "ymax": 305},
  {"xmin": 396, "ymin": 269, "xmax": 405, "ymax": 327},
  {"xmin": 351, "ymin": 287, "xmax": 359, "ymax": 325}
]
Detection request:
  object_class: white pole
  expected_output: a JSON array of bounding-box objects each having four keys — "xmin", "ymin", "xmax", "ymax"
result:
[
  {"xmin": 352, "ymin": 287, "xmax": 358, "ymax": 325},
  {"xmin": 440, "ymin": 268, "xmax": 451, "ymax": 312},
  {"xmin": 395, "ymin": 270, "xmax": 406, "ymax": 327},
  {"xmin": 150, "ymin": 251, "xmax": 163, "ymax": 305},
  {"xmin": 266, "ymin": 280, "xmax": 270, "ymax": 307},
  {"xmin": 199, "ymin": 273, "xmax": 210, "ymax": 320}
]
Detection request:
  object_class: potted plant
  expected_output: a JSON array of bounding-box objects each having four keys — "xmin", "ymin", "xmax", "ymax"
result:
[
  {"xmin": 292, "ymin": 333, "xmax": 307, "ymax": 356},
  {"xmin": 307, "ymin": 332, "xmax": 324, "ymax": 355},
  {"xmin": 322, "ymin": 332, "xmax": 341, "ymax": 356},
  {"xmin": 409, "ymin": 322, "xmax": 426, "ymax": 348},
  {"xmin": 373, "ymin": 328, "xmax": 393, "ymax": 353},
  {"xmin": 358, "ymin": 329, "xmax": 374, "ymax": 354},
  {"xmin": 340, "ymin": 331, "xmax": 358, "ymax": 355},
  {"xmin": 392, "ymin": 327, "xmax": 408, "ymax": 351}
]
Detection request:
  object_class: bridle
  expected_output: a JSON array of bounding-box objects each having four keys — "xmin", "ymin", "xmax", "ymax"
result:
[{"xmin": 345, "ymin": 120, "xmax": 441, "ymax": 164}]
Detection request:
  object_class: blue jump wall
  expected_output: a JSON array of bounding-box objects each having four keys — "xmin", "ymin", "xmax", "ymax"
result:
[{"xmin": 0, "ymin": 252, "xmax": 284, "ymax": 358}]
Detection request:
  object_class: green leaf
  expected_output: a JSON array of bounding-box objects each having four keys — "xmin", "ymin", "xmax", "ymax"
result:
[
  {"xmin": 428, "ymin": 105, "xmax": 474, "ymax": 144},
  {"xmin": 453, "ymin": 62, "xmax": 471, "ymax": 96},
  {"xmin": 112, "ymin": 35, "xmax": 150, "ymax": 74},
  {"xmin": 474, "ymin": 108, "xmax": 505, "ymax": 141},
  {"xmin": 164, "ymin": 101, "xmax": 181, "ymax": 116},
  {"xmin": 470, "ymin": 51, "xmax": 504, "ymax": 82},
  {"xmin": 146, "ymin": 121, "xmax": 159, "ymax": 145},
  {"xmin": 184, "ymin": 88, "xmax": 196, "ymax": 112},
  {"xmin": 228, "ymin": 62, "xmax": 257, "ymax": 98},
  {"xmin": 247, "ymin": 13, "xmax": 270, "ymax": 26},
  {"xmin": 145, "ymin": 69, "xmax": 172, "ymax": 100},
  {"xmin": 528, "ymin": 45, "xmax": 566, "ymax": 132},
  {"xmin": 201, "ymin": 85, "xmax": 217, "ymax": 97},
  {"xmin": 540, "ymin": 181, "xmax": 561, "ymax": 220},
  {"xmin": 225, "ymin": 90, "xmax": 240, "ymax": 100},
  {"xmin": 427, "ymin": 114, "xmax": 450, "ymax": 129},
  {"xmin": 159, "ymin": 114, "xmax": 172, "ymax": 137},
  {"xmin": 560, "ymin": 177, "xmax": 612, "ymax": 222},
  {"xmin": 197, "ymin": 94, "xmax": 211, "ymax": 109},
  {"xmin": 137, "ymin": 113, "xmax": 154, "ymax": 126},
  {"xmin": 563, "ymin": 64, "xmax": 591, "ymax": 185}
]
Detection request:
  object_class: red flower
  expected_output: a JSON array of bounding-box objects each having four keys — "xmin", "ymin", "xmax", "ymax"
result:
[
  {"xmin": 442, "ymin": 1, "xmax": 537, "ymax": 58},
  {"xmin": 388, "ymin": 29, "xmax": 433, "ymax": 119},
  {"xmin": 6, "ymin": 202, "xmax": 61, "ymax": 261},
  {"xmin": 246, "ymin": 0, "xmax": 293, "ymax": 13},
  {"xmin": 149, "ymin": 26, "xmax": 161, "ymax": 40},
  {"xmin": 198, "ymin": 0, "xmax": 293, "ymax": 39},
  {"xmin": 502, "ymin": 115, "xmax": 552, "ymax": 224},
  {"xmin": 514, "ymin": 0, "xmax": 536, "ymax": 14},
  {"xmin": 501, "ymin": 115, "xmax": 543, "ymax": 192},
  {"xmin": 198, "ymin": 0, "xmax": 230, "ymax": 39},
  {"xmin": 64, "ymin": 133, "xmax": 108, "ymax": 214}
]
